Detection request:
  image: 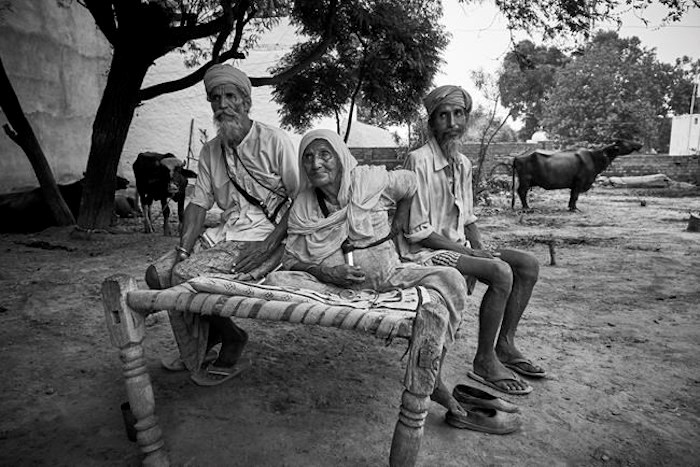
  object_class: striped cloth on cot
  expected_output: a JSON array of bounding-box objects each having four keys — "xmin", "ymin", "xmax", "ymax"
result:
[{"xmin": 127, "ymin": 275, "xmax": 431, "ymax": 340}]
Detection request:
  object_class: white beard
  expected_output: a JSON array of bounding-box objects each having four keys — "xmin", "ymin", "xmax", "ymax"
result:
[
  {"xmin": 439, "ymin": 136, "xmax": 462, "ymax": 163},
  {"xmin": 214, "ymin": 109, "xmax": 248, "ymax": 146}
]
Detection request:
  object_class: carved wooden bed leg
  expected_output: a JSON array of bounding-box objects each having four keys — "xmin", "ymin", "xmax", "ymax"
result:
[
  {"xmin": 389, "ymin": 298, "xmax": 447, "ymax": 467},
  {"xmin": 390, "ymin": 389, "xmax": 430, "ymax": 467},
  {"xmin": 102, "ymin": 274, "xmax": 169, "ymax": 467}
]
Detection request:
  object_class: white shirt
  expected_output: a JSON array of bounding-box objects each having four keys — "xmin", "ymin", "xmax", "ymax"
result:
[
  {"xmin": 190, "ymin": 121, "xmax": 299, "ymax": 243},
  {"xmin": 400, "ymin": 137, "xmax": 477, "ymax": 262}
]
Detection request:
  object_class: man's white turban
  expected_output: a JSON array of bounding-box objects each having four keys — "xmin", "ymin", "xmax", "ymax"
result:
[
  {"xmin": 423, "ymin": 85, "xmax": 472, "ymax": 118},
  {"xmin": 203, "ymin": 64, "xmax": 252, "ymax": 97}
]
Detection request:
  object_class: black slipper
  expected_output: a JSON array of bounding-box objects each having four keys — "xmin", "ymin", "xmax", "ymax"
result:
[
  {"xmin": 453, "ymin": 384, "xmax": 520, "ymax": 413},
  {"xmin": 445, "ymin": 407, "xmax": 520, "ymax": 434}
]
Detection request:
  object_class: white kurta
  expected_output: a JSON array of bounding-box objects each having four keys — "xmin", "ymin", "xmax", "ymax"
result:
[{"xmin": 189, "ymin": 121, "xmax": 299, "ymax": 244}]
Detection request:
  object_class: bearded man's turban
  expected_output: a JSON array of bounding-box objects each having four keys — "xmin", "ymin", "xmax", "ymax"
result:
[
  {"xmin": 203, "ymin": 64, "xmax": 252, "ymax": 97},
  {"xmin": 423, "ymin": 85, "xmax": 472, "ymax": 118}
]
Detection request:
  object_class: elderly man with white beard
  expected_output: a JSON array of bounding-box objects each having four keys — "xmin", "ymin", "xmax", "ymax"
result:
[
  {"xmin": 401, "ymin": 85, "xmax": 544, "ymax": 396},
  {"xmin": 165, "ymin": 64, "xmax": 299, "ymax": 386}
]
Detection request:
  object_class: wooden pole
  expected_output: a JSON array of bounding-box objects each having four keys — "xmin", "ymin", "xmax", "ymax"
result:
[
  {"xmin": 548, "ymin": 240, "xmax": 557, "ymax": 266},
  {"xmin": 102, "ymin": 274, "xmax": 169, "ymax": 467},
  {"xmin": 186, "ymin": 118, "xmax": 194, "ymax": 169},
  {"xmin": 390, "ymin": 297, "xmax": 447, "ymax": 467}
]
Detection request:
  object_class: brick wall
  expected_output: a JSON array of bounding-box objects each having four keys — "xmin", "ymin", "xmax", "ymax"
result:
[
  {"xmin": 350, "ymin": 144, "xmax": 700, "ymax": 184},
  {"xmin": 349, "ymin": 147, "xmax": 407, "ymax": 170},
  {"xmin": 602, "ymin": 154, "xmax": 699, "ymax": 184},
  {"xmin": 350, "ymin": 142, "xmax": 550, "ymax": 171}
]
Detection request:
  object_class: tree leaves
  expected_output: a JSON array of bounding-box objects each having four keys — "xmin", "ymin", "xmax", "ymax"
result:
[{"xmin": 271, "ymin": 0, "xmax": 448, "ymax": 135}]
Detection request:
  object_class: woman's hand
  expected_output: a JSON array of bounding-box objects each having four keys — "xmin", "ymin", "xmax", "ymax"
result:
[{"xmin": 318, "ymin": 264, "xmax": 366, "ymax": 287}]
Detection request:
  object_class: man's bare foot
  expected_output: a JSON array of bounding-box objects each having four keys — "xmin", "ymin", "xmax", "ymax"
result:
[
  {"xmin": 214, "ymin": 327, "xmax": 248, "ymax": 368},
  {"xmin": 496, "ymin": 346, "xmax": 546, "ymax": 377},
  {"xmin": 473, "ymin": 355, "xmax": 531, "ymax": 393},
  {"xmin": 430, "ymin": 380, "xmax": 465, "ymax": 414}
]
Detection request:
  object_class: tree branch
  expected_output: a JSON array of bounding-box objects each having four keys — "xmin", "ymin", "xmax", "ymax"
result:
[
  {"xmin": 165, "ymin": 15, "xmax": 231, "ymax": 45},
  {"xmin": 486, "ymin": 110, "xmax": 513, "ymax": 149},
  {"xmin": 141, "ymin": 0, "xmax": 337, "ymax": 100},
  {"xmin": 250, "ymin": 36, "xmax": 333, "ymax": 86},
  {"xmin": 138, "ymin": 47, "xmax": 246, "ymax": 102},
  {"xmin": 82, "ymin": 0, "xmax": 118, "ymax": 45},
  {"xmin": 224, "ymin": 0, "xmax": 254, "ymax": 63},
  {"xmin": 251, "ymin": 0, "xmax": 337, "ymax": 86},
  {"xmin": 3, "ymin": 123, "xmax": 19, "ymax": 145},
  {"xmin": 211, "ymin": 0, "xmax": 235, "ymax": 61}
]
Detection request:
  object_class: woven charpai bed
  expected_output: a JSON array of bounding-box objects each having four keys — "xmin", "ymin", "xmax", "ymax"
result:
[{"xmin": 101, "ymin": 273, "xmax": 450, "ymax": 467}]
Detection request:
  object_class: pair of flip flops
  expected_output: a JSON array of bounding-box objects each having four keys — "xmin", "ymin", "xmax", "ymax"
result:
[
  {"xmin": 190, "ymin": 357, "xmax": 252, "ymax": 387},
  {"xmin": 502, "ymin": 358, "xmax": 547, "ymax": 378},
  {"xmin": 446, "ymin": 384, "xmax": 521, "ymax": 434},
  {"xmin": 466, "ymin": 358, "xmax": 546, "ymax": 396},
  {"xmin": 467, "ymin": 370, "xmax": 534, "ymax": 396}
]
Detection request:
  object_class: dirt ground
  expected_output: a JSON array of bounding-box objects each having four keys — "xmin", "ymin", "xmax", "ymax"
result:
[{"xmin": 1, "ymin": 185, "xmax": 699, "ymax": 467}]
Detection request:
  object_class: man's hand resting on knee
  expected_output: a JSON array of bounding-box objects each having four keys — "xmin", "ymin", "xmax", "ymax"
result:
[{"xmin": 465, "ymin": 248, "xmax": 499, "ymax": 259}]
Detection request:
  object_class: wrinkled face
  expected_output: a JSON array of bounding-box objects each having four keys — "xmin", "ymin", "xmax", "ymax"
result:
[
  {"xmin": 429, "ymin": 103, "xmax": 468, "ymax": 145},
  {"xmin": 302, "ymin": 139, "xmax": 342, "ymax": 191},
  {"xmin": 208, "ymin": 84, "xmax": 250, "ymax": 123},
  {"xmin": 209, "ymin": 84, "xmax": 251, "ymax": 145}
]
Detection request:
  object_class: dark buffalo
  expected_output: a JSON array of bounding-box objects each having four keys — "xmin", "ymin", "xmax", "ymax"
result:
[
  {"xmin": 512, "ymin": 139, "xmax": 642, "ymax": 211},
  {"xmin": 0, "ymin": 175, "xmax": 130, "ymax": 233},
  {"xmin": 133, "ymin": 152, "xmax": 197, "ymax": 236}
]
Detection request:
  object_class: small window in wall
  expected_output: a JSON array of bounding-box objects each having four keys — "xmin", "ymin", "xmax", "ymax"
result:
[{"xmin": 695, "ymin": 117, "xmax": 699, "ymax": 125}]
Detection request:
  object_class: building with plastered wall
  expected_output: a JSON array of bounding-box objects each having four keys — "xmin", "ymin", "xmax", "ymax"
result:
[
  {"xmin": 0, "ymin": 5, "xmax": 402, "ymax": 195},
  {"xmin": 0, "ymin": 1, "xmax": 110, "ymax": 193},
  {"xmin": 669, "ymin": 114, "xmax": 700, "ymax": 155}
]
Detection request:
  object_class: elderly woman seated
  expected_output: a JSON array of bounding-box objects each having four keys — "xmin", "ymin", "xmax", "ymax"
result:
[{"xmin": 264, "ymin": 129, "xmax": 469, "ymax": 417}]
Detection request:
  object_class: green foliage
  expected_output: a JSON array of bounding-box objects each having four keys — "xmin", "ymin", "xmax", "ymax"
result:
[
  {"xmin": 498, "ymin": 40, "xmax": 568, "ymax": 139},
  {"xmin": 487, "ymin": 0, "xmax": 700, "ymax": 41},
  {"xmin": 271, "ymin": 0, "xmax": 448, "ymax": 134},
  {"xmin": 542, "ymin": 31, "xmax": 698, "ymax": 149}
]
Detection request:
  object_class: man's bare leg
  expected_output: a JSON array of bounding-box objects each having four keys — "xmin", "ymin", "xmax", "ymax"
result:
[
  {"xmin": 209, "ymin": 316, "xmax": 248, "ymax": 368},
  {"xmin": 494, "ymin": 249, "xmax": 544, "ymax": 374},
  {"xmin": 430, "ymin": 348, "xmax": 465, "ymax": 415},
  {"xmin": 455, "ymin": 255, "xmax": 530, "ymax": 392}
]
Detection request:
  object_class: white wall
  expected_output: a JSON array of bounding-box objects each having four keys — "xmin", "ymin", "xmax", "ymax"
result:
[
  {"xmin": 120, "ymin": 46, "xmax": 303, "ymax": 179},
  {"xmin": 1, "ymin": 9, "xmax": 394, "ymax": 194},
  {"xmin": 669, "ymin": 114, "xmax": 700, "ymax": 155},
  {"xmin": 0, "ymin": 1, "xmax": 111, "ymax": 193}
]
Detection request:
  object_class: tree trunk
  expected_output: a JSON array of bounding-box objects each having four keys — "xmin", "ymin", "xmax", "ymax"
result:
[
  {"xmin": 78, "ymin": 47, "xmax": 152, "ymax": 230},
  {"xmin": 0, "ymin": 55, "xmax": 74, "ymax": 226}
]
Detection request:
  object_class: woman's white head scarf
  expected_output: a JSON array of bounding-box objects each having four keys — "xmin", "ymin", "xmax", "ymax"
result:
[{"xmin": 287, "ymin": 129, "xmax": 389, "ymax": 264}]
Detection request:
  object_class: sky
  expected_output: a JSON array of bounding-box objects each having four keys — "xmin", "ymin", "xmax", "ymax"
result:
[{"xmin": 436, "ymin": 1, "xmax": 700, "ymax": 109}]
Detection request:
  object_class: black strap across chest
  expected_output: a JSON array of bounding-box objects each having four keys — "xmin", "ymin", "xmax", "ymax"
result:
[
  {"xmin": 314, "ymin": 188, "xmax": 396, "ymax": 253},
  {"xmin": 222, "ymin": 142, "xmax": 289, "ymax": 224}
]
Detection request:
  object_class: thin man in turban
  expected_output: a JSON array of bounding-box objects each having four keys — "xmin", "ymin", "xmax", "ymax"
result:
[
  {"xmin": 400, "ymin": 84, "xmax": 545, "ymax": 396},
  {"xmin": 161, "ymin": 63, "xmax": 299, "ymax": 386}
]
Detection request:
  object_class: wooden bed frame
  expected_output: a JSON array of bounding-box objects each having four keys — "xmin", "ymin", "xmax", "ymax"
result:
[{"xmin": 101, "ymin": 273, "xmax": 448, "ymax": 467}]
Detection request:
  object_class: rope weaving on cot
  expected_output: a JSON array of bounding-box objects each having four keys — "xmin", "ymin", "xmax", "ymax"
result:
[{"xmin": 126, "ymin": 276, "xmax": 433, "ymax": 341}]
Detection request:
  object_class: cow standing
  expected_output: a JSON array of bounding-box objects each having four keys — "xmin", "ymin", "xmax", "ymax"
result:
[
  {"xmin": 512, "ymin": 139, "xmax": 642, "ymax": 211},
  {"xmin": 133, "ymin": 152, "xmax": 197, "ymax": 236}
]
